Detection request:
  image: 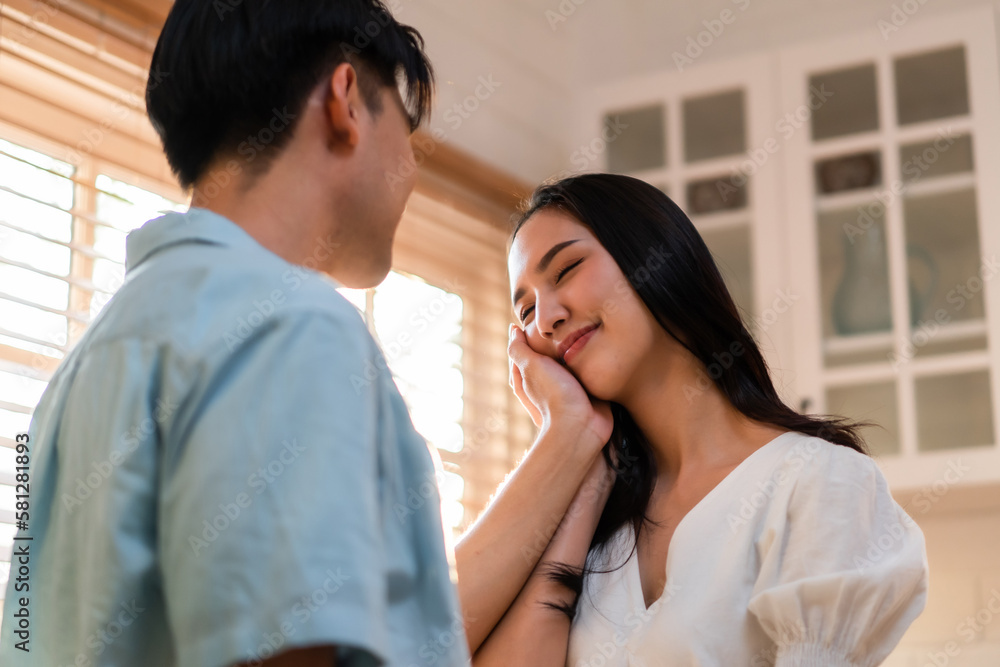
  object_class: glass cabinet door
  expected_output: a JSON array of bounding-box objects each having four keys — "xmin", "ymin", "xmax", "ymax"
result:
[
  {"xmin": 595, "ymin": 56, "xmax": 778, "ymax": 342},
  {"xmin": 782, "ymin": 10, "xmax": 1000, "ymax": 472}
]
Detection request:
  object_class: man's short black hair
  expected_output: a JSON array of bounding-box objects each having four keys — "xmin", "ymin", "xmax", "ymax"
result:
[{"xmin": 146, "ymin": 0, "xmax": 434, "ymax": 189}]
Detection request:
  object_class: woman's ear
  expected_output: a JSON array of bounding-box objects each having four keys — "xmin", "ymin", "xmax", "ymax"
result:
[{"xmin": 324, "ymin": 62, "xmax": 362, "ymax": 149}]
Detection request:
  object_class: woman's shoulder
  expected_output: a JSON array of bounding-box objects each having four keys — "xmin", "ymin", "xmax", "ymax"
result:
[
  {"xmin": 722, "ymin": 431, "xmax": 880, "ymax": 532},
  {"xmin": 767, "ymin": 430, "xmax": 881, "ymax": 488},
  {"xmin": 738, "ymin": 430, "xmax": 890, "ymax": 523},
  {"xmin": 748, "ymin": 431, "xmax": 925, "ymax": 577}
]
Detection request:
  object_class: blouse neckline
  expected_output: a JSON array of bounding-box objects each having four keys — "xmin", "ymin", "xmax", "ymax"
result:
[{"xmin": 627, "ymin": 429, "xmax": 800, "ymax": 612}]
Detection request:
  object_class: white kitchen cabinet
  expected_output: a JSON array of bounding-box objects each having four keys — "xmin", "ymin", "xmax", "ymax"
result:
[{"xmin": 585, "ymin": 5, "xmax": 1000, "ymax": 491}]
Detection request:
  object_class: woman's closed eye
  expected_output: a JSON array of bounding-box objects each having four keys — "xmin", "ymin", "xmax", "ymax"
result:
[
  {"xmin": 555, "ymin": 258, "xmax": 583, "ymax": 282},
  {"xmin": 519, "ymin": 258, "xmax": 584, "ymax": 323}
]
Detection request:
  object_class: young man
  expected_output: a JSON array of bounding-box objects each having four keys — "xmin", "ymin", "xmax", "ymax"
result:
[{"xmin": 0, "ymin": 1, "xmax": 469, "ymax": 665}]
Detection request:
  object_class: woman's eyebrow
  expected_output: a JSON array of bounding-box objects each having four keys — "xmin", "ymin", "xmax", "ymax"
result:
[{"xmin": 511, "ymin": 239, "xmax": 581, "ymax": 306}]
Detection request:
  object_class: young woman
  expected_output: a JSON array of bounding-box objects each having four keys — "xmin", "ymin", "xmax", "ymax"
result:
[{"xmin": 471, "ymin": 173, "xmax": 928, "ymax": 666}]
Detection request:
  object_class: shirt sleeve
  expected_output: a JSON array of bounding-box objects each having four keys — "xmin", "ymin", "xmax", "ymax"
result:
[
  {"xmin": 746, "ymin": 442, "xmax": 929, "ymax": 667},
  {"xmin": 158, "ymin": 307, "xmax": 390, "ymax": 667}
]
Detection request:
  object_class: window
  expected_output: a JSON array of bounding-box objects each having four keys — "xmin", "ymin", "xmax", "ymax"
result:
[
  {"xmin": 0, "ymin": 132, "xmax": 187, "ymax": 620},
  {"xmin": 339, "ymin": 271, "xmax": 467, "ymax": 538}
]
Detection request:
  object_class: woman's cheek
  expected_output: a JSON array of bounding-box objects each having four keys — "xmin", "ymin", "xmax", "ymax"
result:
[{"xmin": 525, "ymin": 327, "xmax": 556, "ymax": 358}]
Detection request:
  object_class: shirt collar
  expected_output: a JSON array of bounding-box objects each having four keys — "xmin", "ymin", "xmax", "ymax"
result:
[
  {"xmin": 125, "ymin": 207, "xmax": 344, "ymax": 290},
  {"xmin": 125, "ymin": 207, "xmax": 273, "ymax": 272}
]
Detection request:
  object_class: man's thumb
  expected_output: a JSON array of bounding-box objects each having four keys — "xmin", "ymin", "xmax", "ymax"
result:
[{"xmin": 508, "ymin": 324, "xmax": 530, "ymax": 366}]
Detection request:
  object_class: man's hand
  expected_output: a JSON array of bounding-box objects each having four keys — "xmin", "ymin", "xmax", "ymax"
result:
[{"xmin": 508, "ymin": 324, "xmax": 613, "ymax": 451}]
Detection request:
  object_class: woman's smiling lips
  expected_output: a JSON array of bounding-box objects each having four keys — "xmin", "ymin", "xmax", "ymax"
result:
[{"xmin": 559, "ymin": 324, "xmax": 599, "ymax": 364}]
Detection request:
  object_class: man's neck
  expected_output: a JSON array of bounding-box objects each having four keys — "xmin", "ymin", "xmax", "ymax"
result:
[{"xmin": 191, "ymin": 164, "xmax": 335, "ymax": 272}]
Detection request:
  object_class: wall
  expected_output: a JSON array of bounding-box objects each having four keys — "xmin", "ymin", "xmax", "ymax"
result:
[
  {"xmin": 400, "ymin": 0, "xmax": 1000, "ymax": 186},
  {"xmin": 896, "ymin": 500, "xmax": 1000, "ymax": 666},
  {"xmin": 395, "ymin": 0, "xmax": 579, "ymax": 185}
]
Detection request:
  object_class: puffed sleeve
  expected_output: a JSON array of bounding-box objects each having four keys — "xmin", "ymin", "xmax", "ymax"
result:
[{"xmin": 746, "ymin": 441, "xmax": 929, "ymax": 667}]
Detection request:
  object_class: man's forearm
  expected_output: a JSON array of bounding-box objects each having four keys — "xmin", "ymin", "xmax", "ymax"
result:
[
  {"xmin": 469, "ymin": 460, "xmax": 611, "ymax": 666},
  {"xmin": 454, "ymin": 423, "xmax": 601, "ymax": 654}
]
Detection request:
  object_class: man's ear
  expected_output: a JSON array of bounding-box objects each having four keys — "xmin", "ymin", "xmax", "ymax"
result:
[{"xmin": 325, "ymin": 62, "xmax": 362, "ymax": 149}]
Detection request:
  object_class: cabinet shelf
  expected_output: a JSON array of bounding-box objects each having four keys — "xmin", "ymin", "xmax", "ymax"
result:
[
  {"xmin": 813, "ymin": 168, "xmax": 976, "ymax": 213},
  {"xmin": 824, "ymin": 348, "xmax": 991, "ymax": 389},
  {"xmin": 815, "ymin": 186, "xmax": 884, "ymax": 213},
  {"xmin": 903, "ymin": 171, "xmax": 976, "ymax": 198},
  {"xmin": 689, "ymin": 209, "xmax": 749, "ymax": 233},
  {"xmin": 809, "ymin": 132, "xmax": 884, "ymax": 161},
  {"xmin": 823, "ymin": 318, "xmax": 988, "ymax": 357},
  {"xmin": 823, "ymin": 330, "xmax": 893, "ymax": 357},
  {"xmin": 895, "ymin": 115, "xmax": 974, "ymax": 145}
]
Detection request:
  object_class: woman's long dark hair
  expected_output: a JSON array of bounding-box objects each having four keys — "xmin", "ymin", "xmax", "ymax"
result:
[{"xmin": 510, "ymin": 174, "xmax": 872, "ymax": 608}]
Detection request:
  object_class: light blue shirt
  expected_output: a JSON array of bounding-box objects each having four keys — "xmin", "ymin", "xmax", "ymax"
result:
[{"xmin": 1, "ymin": 208, "xmax": 470, "ymax": 667}]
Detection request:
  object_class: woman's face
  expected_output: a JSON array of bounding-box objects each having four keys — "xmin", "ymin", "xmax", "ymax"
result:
[{"xmin": 508, "ymin": 207, "xmax": 668, "ymax": 402}]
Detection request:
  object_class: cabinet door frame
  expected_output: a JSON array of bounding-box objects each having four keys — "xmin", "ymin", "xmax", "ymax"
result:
[
  {"xmin": 779, "ymin": 4, "xmax": 1000, "ymax": 488},
  {"xmin": 585, "ymin": 53, "xmax": 796, "ymax": 408}
]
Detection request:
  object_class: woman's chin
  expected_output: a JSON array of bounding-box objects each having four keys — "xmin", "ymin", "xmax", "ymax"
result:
[{"xmin": 573, "ymin": 367, "xmax": 614, "ymax": 403}]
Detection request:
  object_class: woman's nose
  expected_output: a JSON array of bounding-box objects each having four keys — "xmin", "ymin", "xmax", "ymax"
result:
[{"xmin": 535, "ymin": 298, "xmax": 568, "ymax": 339}]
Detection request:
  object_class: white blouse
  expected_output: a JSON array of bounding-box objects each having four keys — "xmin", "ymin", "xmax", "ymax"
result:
[{"xmin": 566, "ymin": 430, "xmax": 928, "ymax": 667}]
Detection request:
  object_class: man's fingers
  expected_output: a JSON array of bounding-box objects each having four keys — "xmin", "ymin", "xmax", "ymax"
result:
[
  {"xmin": 507, "ymin": 323, "xmax": 530, "ymax": 368},
  {"xmin": 511, "ymin": 363, "xmax": 543, "ymax": 428},
  {"xmin": 507, "ymin": 324, "xmax": 544, "ymax": 427}
]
